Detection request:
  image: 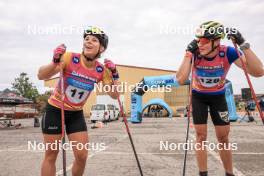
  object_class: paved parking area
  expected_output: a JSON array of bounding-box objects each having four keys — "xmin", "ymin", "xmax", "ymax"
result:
[{"xmin": 0, "ymin": 117, "xmax": 264, "ymax": 176}]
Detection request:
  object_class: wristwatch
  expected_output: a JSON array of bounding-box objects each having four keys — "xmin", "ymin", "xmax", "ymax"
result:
[{"xmin": 240, "ymin": 42, "xmax": 250, "ymax": 51}]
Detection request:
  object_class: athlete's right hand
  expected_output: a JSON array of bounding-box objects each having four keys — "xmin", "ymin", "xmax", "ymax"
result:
[
  {"xmin": 53, "ymin": 44, "xmax": 66, "ymax": 64},
  {"xmin": 186, "ymin": 39, "xmax": 198, "ymax": 54}
]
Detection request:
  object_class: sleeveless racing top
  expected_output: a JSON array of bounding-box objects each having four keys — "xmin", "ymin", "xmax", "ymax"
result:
[
  {"xmin": 48, "ymin": 52, "xmax": 112, "ymax": 111},
  {"xmin": 192, "ymin": 45, "xmax": 234, "ymax": 95}
]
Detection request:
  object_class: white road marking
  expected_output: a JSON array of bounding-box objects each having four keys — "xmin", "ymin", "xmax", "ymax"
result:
[
  {"xmin": 92, "ymin": 151, "xmax": 264, "ymax": 155},
  {"xmin": 55, "ymin": 134, "xmax": 128, "ymax": 176},
  {"xmin": 189, "ymin": 134, "xmax": 245, "ymax": 176}
]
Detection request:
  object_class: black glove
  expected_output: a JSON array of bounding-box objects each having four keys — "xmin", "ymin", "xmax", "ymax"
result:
[
  {"xmin": 226, "ymin": 28, "xmax": 245, "ymax": 45},
  {"xmin": 186, "ymin": 39, "xmax": 198, "ymax": 54}
]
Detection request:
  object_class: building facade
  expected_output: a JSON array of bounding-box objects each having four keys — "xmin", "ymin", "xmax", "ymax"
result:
[{"xmin": 44, "ymin": 65, "xmax": 189, "ymax": 117}]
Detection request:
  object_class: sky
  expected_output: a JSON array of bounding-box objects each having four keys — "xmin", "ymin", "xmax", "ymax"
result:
[{"xmin": 0, "ymin": 0, "xmax": 264, "ymax": 94}]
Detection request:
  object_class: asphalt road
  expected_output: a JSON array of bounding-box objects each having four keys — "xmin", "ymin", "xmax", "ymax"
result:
[{"xmin": 0, "ymin": 117, "xmax": 264, "ymax": 176}]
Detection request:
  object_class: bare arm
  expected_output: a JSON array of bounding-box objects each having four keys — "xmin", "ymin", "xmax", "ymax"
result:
[
  {"xmin": 37, "ymin": 63, "xmax": 61, "ymax": 80},
  {"xmin": 38, "ymin": 44, "xmax": 67, "ymax": 80},
  {"xmin": 176, "ymin": 52, "xmax": 192, "ymax": 85},
  {"xmin": 102, "ymin": 68, "xmax": 120, "ymax": 99},
  {"xmin": 227, "ymin": 28, "xmax": 264, "ymax": 77},
  {"xmin": 234, "ymin": 48, "xmax": 264, "ymax": 77},
  {"xmin": 106, "ymin": 80, "xmax": 120, "ymax": 99}
]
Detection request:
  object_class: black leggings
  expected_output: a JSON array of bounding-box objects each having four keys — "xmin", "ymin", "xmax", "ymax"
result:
[
  {"xmin": 192, "ymin": 92, "xmax": 230, "ymax": 126},
  {"xmin": 42, "ymin": 103, "xmax": 87, "ymax": 134}
]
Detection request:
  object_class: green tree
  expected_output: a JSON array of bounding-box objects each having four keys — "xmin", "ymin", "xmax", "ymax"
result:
[
  {"xmin": 11, "ymin": 72, "xmax": 39, "ymax": 102},
  {"xmin": 36, "ymin": 91, "xmax": 51, "ymax": 113}
]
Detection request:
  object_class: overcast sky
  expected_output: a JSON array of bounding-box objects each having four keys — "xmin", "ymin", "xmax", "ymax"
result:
[{"xmin": 1, "ymin": 0, "xmax": 264, "ymax": 94}]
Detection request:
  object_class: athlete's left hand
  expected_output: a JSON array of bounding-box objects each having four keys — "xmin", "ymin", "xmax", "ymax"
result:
[
  {"xmin": 104, "ymin": 59, "xmax": 119, "ymax": 80},
  {"xmin": 226, "ymin": 28, "xmax": 245, "ymax": 46}
]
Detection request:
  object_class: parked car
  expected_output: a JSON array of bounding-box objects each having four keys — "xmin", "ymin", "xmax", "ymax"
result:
[
  {"xmin": 107, "ymin": 104, "xmax": 116, "ymax": 121},
  {"xmin": 90, "ymin": 104, "xmax": 119, "ymax": 123},
  {"xmin": 114, "ymin": 107, "xmax": 120, "ymax": 120}
]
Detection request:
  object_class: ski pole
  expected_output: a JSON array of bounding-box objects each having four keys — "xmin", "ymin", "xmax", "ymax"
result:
[
  {"xmin": 107, "ymin": 68, "xmax": 144, "ymax": 176},
  {"xmin": 231, "ymin": 41, "xmax": 264, "ymax": 125},
  {"xmin": 60, "ymin": 64, "xmax": 67, "ymax": 176},
  {"xmin": 117, "ymin": 96, "xmax": 144, "ymax": 176},
  {"xmin": 183, "ymin": 55, "xmax": 195, "ymax": 176}
]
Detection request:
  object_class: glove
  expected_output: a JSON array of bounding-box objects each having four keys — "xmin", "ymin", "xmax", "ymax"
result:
[
  {"xmin": 226, "ymin": 28, "xmax": 245, "ymax": 46},
  {"xmin": 53, "ymin": 44, "xmax": 66, "ymax": 64},
  {"xmin": 186, "ymin": 39, "xmax": 198, "ymax": 54},
  {"xmin": 104, "ymin": 59, "xmax": 119, "ymax": 80}
]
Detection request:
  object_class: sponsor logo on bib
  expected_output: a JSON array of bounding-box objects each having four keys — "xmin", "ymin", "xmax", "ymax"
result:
[
  {"xmin": 96, "ymin": 66, "xmax": 103, "ymax": 73},
  {"xmin": 219, "ymin": 51, "xmax": 225, "ymax": 57},
  {"xmin": 73, "ymin": 57, "xmax": 80, "ymax": 64}
]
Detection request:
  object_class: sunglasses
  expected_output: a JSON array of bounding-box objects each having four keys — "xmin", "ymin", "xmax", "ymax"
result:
[{"xmin": 197, "ymin": 38, "xmax": 211, "ymax": 45}]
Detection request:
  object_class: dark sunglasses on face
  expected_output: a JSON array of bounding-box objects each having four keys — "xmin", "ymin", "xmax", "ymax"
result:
[{"xmin": 197, "ymin": 38, "xmax": 211, "ymax": 45}]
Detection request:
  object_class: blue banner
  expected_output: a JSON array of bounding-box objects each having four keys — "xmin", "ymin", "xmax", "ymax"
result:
[{"xmin": 225, "ymin": 81, "xmax": 239, "ymax": 121}]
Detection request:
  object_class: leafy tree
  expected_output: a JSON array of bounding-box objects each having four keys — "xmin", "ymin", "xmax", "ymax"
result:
[
  {"xmin": 36, "ymin": 91, "xmax": 52, "ymax": 113},
  {"xmin": 12, "ymin": 72, "xmax": 39, "ymax": 102}
]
